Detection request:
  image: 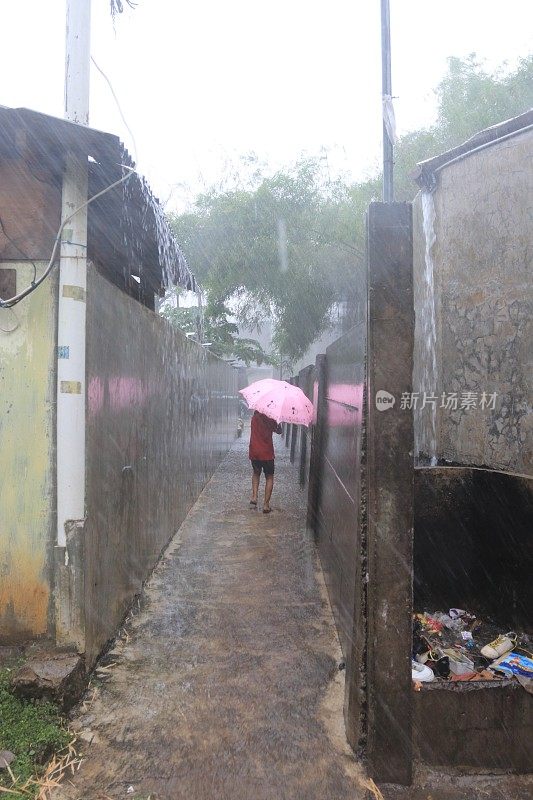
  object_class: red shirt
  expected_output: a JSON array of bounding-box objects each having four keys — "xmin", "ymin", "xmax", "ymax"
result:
[{"xmin": 249, "ymin": 412, "xmax": 281, "ymax": 461}]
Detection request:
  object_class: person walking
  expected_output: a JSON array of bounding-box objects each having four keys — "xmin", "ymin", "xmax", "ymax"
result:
[{"xmin": 249, "ymin": 410, "xmax": 282, "ymax": 513}]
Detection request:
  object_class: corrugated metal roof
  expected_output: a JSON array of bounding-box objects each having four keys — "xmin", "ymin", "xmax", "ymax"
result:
[{"xmin": 0, "ymin": 105, "xmax": 196, "ymax": 297}]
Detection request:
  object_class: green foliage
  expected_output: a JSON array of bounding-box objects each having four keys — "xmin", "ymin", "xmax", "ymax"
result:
[
  {"xmin": 170, "ymin": 158, "xmax": 364, "ymax": 362},
  {"xmin": 436, "ymin": 54, "xmax": 533, "ymax": 148},
  {"xmin": 170, "ymin": 54, "xmax": 533, "ymax": 362},
  {"xmin": 393, "ymin": 54, "xmax": 533, "ymax": 199},
  {"xmin": 0, "ymin": 668, "xmax": 70, "ymax": 792},
  {"xmin": 161, "ymin": 298, "xmax": 273, "ymax": 366}
]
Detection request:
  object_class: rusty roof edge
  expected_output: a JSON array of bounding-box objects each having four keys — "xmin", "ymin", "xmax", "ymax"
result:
[{"xmin": 411, "ymin": 108, "xmax": 533, "ymax": 190}]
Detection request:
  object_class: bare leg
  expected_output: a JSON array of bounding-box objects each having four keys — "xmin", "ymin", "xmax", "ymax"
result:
[
  {"xmin": 263, "ymin": 475, "xmax": 274, "ymax": 511},
  {"xmin": 251, "ymin": 470, "xmax": 260, "ymax": 504}
]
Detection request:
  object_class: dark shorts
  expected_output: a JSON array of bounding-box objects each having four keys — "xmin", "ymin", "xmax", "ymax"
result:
[{"xmin": 251, "ymin": 459, "xmax": 275, "ymax": 476}]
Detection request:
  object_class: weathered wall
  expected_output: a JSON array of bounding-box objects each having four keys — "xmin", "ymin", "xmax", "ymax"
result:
[
  {"xmin": 413, "ymin": 129, "xmax": 533, "ymax": 474},
  {"xmin": 309, "ymin": 205, "xmax": 414, "ymax": 784},
  {"xmin": 0, "ymin": 159, "xmax": 61, "ymax": 261},
  {"xmin": 317, "ymin": 328, "xmax": 365, "ymax": 659},
  {"xmin": 0, "ymin": 264, "xmax": 57, "ymax": 642},
  {"xmin": 410, "ymin": 126, "xmax": 533, "ymax": 775},
  {"xmin": 83, "ymin": 266, "xmax": 238, "ymax": 663},
  {"xmin": 302, "ymin": 186, "xmax": 532, "ymax": 779},
  {"xmin": 413, "ymin": 680, "xmax": 533, "ymax": 772}
]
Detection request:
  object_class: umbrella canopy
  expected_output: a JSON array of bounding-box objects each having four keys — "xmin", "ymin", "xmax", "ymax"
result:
[{"xmin": 239, "ymin": 379, "xmax": 314, "ymax": 427}]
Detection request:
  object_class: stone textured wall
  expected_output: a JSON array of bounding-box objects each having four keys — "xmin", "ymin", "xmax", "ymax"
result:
[
  {"xmin": 413, "ymin": 129, "xmax": 532, "ymax": 475},
  {"xmin": 0, "ymin": 264, "xmax": 57, "ymax": 642},
  {"xmin": 84, "ymin": 266, "xmax": 238, "ymax": 663}
]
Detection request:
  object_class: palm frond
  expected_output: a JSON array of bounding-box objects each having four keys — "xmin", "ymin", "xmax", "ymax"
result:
[{"xmin": 110, "ymin": 0, "xmax": 137, "ymax": 19}]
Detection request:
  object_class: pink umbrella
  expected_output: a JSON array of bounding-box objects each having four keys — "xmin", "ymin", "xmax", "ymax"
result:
[{"xmin": 239, "ymin": 379, "xmax": 314, "ymax": 427}]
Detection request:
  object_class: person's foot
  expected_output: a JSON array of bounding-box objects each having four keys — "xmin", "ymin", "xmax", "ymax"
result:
[{"xmin": 262, "ymin": 506, "xmax": 272, "ymax": 514}]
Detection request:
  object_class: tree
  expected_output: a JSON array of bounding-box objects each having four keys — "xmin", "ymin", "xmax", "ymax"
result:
[
  {"xmin": 160, "ymin": 297, "xmax": 273, "ymax": 367},
  {"xmin": 170, "ymin": 158, "xmax": 361, "ymax": 362},
  {"xmin": 169, "ymin": 54, "xmax": 533, "ymax": 363},
  {"xmin": 436, "ymin": 54, "xmax": 533, "ymax": 149},
  {"xmin": 393, "ymin": 54, "xmax": 533, "ymax": 200}
]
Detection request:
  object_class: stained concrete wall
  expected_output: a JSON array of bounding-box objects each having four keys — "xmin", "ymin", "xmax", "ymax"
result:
[
  {"xmin": 82, "ymin": 266, "xmax": 238, "ymax": 663},
  {"xmin": 0, "ymin": 159, "xmax": 61, "ymax": 261},
  {"xmin": 317, "ymin": 328, "xmax": 365, "ymax": 659},
  {"xmin": 303, "ymin": 184, "xmax": 533, "ymax": 778},
  {"xmin": 413, "ymin": 679, "xmax": 533, "ymax": 772},
  {"xmin": 413, "ymin": 128, "xmax": 533, "ymax": 474},
  {"xmin": 0, "ymin": 264, "xmax": 57, "ymax": 642},
  {"xmin": 1, "ymin": 260, "xmax": 237, "ymax": 653}
]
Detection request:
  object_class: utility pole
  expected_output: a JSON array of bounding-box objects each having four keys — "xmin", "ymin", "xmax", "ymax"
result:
[
  {"xmin": 56, "ymin": 0, "xmax": 91, "ymax": 559},
  {"xmin": 380, "ymin": 0, "xmax": 393, "ymax": 202},
  {"xmin": 196, "ymin": 287, "xmax": 204, "ymax": 343}
]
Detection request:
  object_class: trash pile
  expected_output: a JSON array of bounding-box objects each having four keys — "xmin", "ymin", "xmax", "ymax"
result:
[{"xmin": 412, "ymin": 609, "xmax": 533, "ymax": 690}]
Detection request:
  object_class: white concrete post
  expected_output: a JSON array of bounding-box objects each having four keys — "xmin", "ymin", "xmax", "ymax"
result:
[
  {"xmin": 57, "ymin": 0, "xmax": 91, "ymax": 547},
  {"xmin": 64, "ymin": 0, "xmax": 91, "ymax": 126}
]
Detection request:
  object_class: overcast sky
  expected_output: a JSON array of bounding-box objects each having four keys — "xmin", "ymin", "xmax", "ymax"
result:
[{"xmin": 1, "ymin": 1, "xmax": 532, "ymax": 209}]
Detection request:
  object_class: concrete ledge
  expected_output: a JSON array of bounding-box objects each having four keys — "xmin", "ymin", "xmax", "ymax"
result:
[{"xmin": 413, "ymin": 680, "xmax": 533, "ymax": 771}]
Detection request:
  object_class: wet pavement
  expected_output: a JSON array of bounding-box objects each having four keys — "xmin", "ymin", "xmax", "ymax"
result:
[
  {"xmin": 54, "ymin": 435, "xmax": 365, "ymax": 800},
  {"xmin": 53, "ymin": 434, "xmax": 533, "ymax": 800}
]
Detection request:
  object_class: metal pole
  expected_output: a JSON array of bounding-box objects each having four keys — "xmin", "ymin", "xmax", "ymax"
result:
[
  {"xmin": 380, "ymin": 0, "xmax": 393, "ymax": 202},
  {"xmin": 57, "ymin": 0, "xmax": 91, "ymax": 548},
  {"xmin": 196, "ymin": 287, "xmax": 204, "ymax": 342}
]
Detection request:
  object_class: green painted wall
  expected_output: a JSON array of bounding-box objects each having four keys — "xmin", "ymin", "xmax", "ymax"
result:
[{"xmin": 0, "ymin": 263, "xmax": 57, "ymax": 642}]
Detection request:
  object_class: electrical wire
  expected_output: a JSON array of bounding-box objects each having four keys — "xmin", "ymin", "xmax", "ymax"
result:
[
  {"xmin": 91, "ymin": 56, "xmax": 138, "ymax": 164},
  {"xmin": 0, "ymin": 165, "xmax": 135, "ymax": 309},
  {"xmin": 0, "ymin": 306, "xmax": 19, "ymax": 333}
]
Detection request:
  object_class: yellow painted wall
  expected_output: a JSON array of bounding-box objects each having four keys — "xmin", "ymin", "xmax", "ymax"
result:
[{"xmin": 0, "ymin": 263, "xmax": 56, "ymax": 641}]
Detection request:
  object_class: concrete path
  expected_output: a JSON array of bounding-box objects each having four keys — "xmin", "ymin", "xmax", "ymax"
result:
[{"xmin": 56, "ymin": 436, "xmax": 365, "ymax": 800}]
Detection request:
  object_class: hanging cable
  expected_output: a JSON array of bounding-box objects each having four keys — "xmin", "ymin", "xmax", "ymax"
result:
[
  {"xmin": 0, "ymin": 165, "xmax": 135, "ymax": 309},
  {"xmin": 91, "ymin": 56, "xmax": 138, "ymax": 164}
]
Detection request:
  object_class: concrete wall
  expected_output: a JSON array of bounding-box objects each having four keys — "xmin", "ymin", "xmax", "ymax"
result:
[
  {"xmin": 1, "ymin": 261, "xmax": 237, "ymax": 653},
  {"xmin": 307, "ymin": 205, "xmax": 415, "ymax": 784},
  {"xmin": 0, "ymin": 264, "xmax": 57, "ymax": 642},
  {"xmin": 81, "ymin": 266, "xmax": 238, "ymax": 663},
  {"xmin": 302, "ymin": 184, "xmax": 533, "ymax": 778},
  {"xmin": 1, "ymin": 151, "xmax": 238, "ymax": 651},
  {"xmin": 413, "ymin": 679, "xmax": 533, "ymax": 772},
  {"xmin": 413, "ymin": 129, "xmax": 533, "ymax": 474},
  {"xmin": 410, "ymin": 133, "xmax": 533, "ymax": 773},
  {"xmin": 292, "ymin": 321, "xmax": 344, "ymax": 377},
  {"xmin": 317, "ymin": 328, "xmax": 365, "ymax": 659},
  {"xmin": 0, "ymin": 159, "xmax": 60, "ymax": 261}
]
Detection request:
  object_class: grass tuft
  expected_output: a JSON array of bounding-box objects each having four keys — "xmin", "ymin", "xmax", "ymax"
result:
[{"xmin": 0, "ymin": 668, "xmax": 73, "ymax": 797}]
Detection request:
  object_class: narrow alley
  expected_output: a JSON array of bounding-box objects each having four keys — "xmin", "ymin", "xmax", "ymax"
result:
[
  {"xmin": 55, "ymin": 436, "xmax": 365, "ymax": 800},
  {"xmin": 1, "ymin": 3, "xmax": 532, "ymax": 797}
]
